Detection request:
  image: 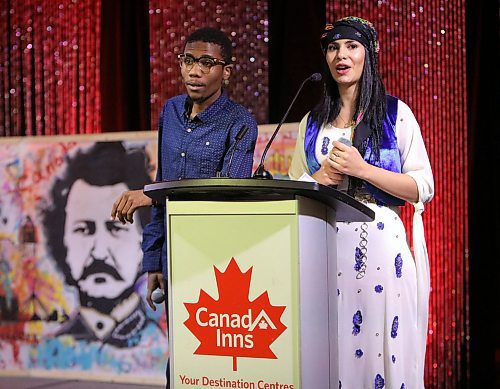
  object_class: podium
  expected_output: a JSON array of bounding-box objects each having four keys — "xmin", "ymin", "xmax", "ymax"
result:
[{"xmin": 144, "ymin": 179, "xmax": 374, "ymax": 389}]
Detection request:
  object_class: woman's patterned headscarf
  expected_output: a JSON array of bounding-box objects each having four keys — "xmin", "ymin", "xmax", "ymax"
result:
[{"xmin": 320, "ymin": 16, "xmax": 380, "ymax": 62}]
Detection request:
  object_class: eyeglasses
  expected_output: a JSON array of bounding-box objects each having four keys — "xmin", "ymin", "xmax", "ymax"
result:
[{"xmin": 177, "ymin": 53, "xmax": 227, "ymax": 74}]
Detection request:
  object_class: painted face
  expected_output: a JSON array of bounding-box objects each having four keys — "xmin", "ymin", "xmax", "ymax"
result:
[
  {"xmin": 326, "ymin": 39, "xmax": 366, "ymax": 87},
  {"xmin": 180, "ymin": 41, "xmax": 232, "ymax": 108},
  {"xmin": 63, "ymin": 180, "xmax": 143, "ymax": 299}
]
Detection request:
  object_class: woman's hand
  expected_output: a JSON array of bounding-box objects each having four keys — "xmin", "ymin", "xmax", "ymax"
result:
[
  {"xmin": 329, "ymin": 140, "xmax": 368, "ymax": 179},
  {"xmin": 312, "ymin": 150, "xmax": 345, "ymax": 186},
  {"xmin": 330, "ymin": 140, "xmax": 420, "ymax": 202}
]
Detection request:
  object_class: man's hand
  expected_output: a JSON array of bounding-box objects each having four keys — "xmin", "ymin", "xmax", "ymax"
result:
[
  {"xmin": 146, "ymin": 271, "xmax": 165, "ymax": 311},
  {"xmin": 110, "ymin": 189, "xmax": 152, "ymax": 224}
]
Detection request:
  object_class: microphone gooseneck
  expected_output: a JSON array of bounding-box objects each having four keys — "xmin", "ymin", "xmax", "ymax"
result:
[
  {"xmin": 226, "ymin": 125, "xmax": 249, "ymax": 178},
  {"xmin": 253, "ymin": 72, "xmax": 322, "ymax": 179}
]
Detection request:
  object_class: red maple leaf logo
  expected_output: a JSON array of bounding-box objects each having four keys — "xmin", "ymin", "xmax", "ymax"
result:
[{"xmin": 184, "ymin": 257, "xmax": 287, "ymax": 371}]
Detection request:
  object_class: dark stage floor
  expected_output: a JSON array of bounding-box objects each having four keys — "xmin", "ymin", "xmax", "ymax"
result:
[{"xmin": 0, "ymin": 377, "xmax": 163, "ymax": 389}]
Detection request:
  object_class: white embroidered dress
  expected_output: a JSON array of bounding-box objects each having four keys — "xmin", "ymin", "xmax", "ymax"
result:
[{"xmin": 289, "ymin": 100, "xmax": 434, "ymax": 389}]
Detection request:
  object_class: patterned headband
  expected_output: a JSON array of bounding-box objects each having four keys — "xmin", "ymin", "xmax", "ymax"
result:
[{"xmin": 320, "ymin": 16, "xmax": 380, "ymax": 54}]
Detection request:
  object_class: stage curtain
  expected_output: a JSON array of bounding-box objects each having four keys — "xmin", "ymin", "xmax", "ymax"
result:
[
  {"xmin": 100, "ymin": 0, "xmax": 150, "ymax": 132},
  {"xmin": 0, "ymin": 0, "xmax": 101, "ymax": 136},
  {"xmin": 466, "ymin": 0, "xmax": 499, "ymax": 387},
  {"xmin": 268, "ymin": 0, "xmax": 325, "ymax": 123}
]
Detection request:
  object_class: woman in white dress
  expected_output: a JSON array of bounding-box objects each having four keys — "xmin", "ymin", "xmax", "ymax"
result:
[{"xmin": 289, "ymin": 17, "xmax": 434, "ymax": 388}]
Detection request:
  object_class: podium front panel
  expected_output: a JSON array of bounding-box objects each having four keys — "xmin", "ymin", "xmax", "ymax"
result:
[{"xmin": 167, "ymin": 200, "xmax": 301, "ymax": 388}]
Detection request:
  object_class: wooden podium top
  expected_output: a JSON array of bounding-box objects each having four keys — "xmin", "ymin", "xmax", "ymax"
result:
[{"xmin": 144, "ymin": 178, "xmax": 375, "ymax": 223}]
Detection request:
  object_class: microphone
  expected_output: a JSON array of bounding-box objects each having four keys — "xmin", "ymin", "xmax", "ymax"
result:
[
  {"xmin": 225, "ymin": 125, "xmax": 249, "ymax": 177},
  {"xmin": 337, "ymin": 137, "xmax": 352, "ymax": 147},
  {"xmin": 151, "ymin": 288, "xmax": 165, "ymax": 304},
  {"xmin": 253, "ymin": 72, "xmax": 322, "ymax": 179},
  {"xmin": 332, "ymin": 137, "xmax": 352, "ymax": 191}
]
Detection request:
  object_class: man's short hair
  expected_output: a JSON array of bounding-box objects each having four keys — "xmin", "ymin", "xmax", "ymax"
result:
[
  {"xmin": 186, "ymin": 27, "xmax": 233, "ymax": 64},
  {"xmin": 41, "ymin": 141, "xmax": 153, "ymax": 285}
]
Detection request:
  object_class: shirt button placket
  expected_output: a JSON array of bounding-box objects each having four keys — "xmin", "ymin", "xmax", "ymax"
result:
[
  {"xmin": 180, "ymin": 124, "xmax": 192, "ymax": 179},
  {"xmin": 179, "ymin": 151, "xmax": 186, "ymax": 180},
  {"xmin": 181, "ymin": 151, "xmax": 186, "ymax": 170}
]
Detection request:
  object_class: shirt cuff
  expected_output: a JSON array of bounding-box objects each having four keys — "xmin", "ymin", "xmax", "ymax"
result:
[{"xmin": 141, "ymin": 254, "xmax": 162, "ymax": 273}]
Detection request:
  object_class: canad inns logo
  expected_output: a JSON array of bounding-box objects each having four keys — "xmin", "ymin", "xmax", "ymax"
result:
[{"xmin": 184, "ymin": 258, "xmax": 287, "ymax": 371}]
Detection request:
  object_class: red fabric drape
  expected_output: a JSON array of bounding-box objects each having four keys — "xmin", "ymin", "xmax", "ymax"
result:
[{"xmin": 0, "ymin": 0, "xmax": 101, "ymax": 136}]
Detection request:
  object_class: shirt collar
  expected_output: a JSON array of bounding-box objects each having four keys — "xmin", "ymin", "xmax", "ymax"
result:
[{"xmin": 183, "ymin": 91, "xmax": 229, "ymax": 123}]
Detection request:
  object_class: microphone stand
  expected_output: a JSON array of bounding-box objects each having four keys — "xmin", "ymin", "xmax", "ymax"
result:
[
  {"xmin": 225, "ymin": 125, "xmax": 249, "ymax": 177},
  {"xmin": 253, "ymin": 73, "xmax": 321, "ymax": 179}
]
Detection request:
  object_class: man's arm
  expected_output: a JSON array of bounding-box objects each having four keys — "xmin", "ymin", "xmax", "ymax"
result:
[{"xmin": 110, "ymin": 190, "xmax": 153, "ymax": 224}]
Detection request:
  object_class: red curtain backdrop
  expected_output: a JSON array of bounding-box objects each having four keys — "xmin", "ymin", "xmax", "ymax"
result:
[
  {"xmin": 0, "ymin": 1, "xmax": 479, "ymax": 386},
  {"xmin": 326, "ymin": 1, "xmax": 469, "ymax": 387},
  {"xmin": 0, "ymin": 0, "xmax": 101, "ymax": 136}
]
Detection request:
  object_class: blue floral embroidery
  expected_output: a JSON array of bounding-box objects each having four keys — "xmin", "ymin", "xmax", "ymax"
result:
[
  {"xmin": 391, "ymin": 316, "xmax": 399, "ymax": 338},
  {"xmin": 355, "ymin": 349, "xmax": 363, "ymax": 358},
  {"xmin": 321, "ymin": 137, "xmax": 330, "ymax": 155},
  {"xmin": 374, "ymin": 374, "xmax": 385, "ymax": 388},
  {"xmin": 354, "ymin": 247, "xmax": 363, "ymax": 271},
  {"xmin": 392, "ymin": 355, "xmax": 396, "ymax": 363},
  {"xmin": 377, "ymin": 221, "xmax": 384, "ymax": 230},
  {"xmin": 375, "ymin": 285, "xmax": 383, "ymax": 293},
  {"xmin": 400, "ymin": 384, "xmax": 405, "ymax": 389},
  {"xmin": 352, "ymin": 310, "xmax": 362, "ymax": 335},
  {"xmin": 395, "ymin": 253, "xmax": 403, "ymax": 278}
]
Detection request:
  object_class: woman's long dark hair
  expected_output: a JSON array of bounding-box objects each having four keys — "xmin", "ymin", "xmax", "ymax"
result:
[{"xmin": 310, "ymin": 46, "xmax": 387, "ymax": 161}]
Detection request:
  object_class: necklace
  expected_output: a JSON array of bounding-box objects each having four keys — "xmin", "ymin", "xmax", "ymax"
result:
[{"xmin": 337, "ymin": 113, "xmax": 354, "ymax": 128}]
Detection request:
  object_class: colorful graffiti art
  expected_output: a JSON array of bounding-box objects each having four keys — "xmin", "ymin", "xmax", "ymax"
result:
[{"xmin": 0, "ymin": 137, "xmax": 168, "ymax": 383}]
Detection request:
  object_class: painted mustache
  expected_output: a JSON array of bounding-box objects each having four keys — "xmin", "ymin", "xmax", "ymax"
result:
[{"xmin": 79, "ymin": 259, "xmax": 124, "ymax": 281}]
